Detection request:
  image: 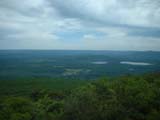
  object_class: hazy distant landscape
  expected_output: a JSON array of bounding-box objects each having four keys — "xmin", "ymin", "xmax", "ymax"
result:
[{"xmin": 0, "ymin": 50, "xmax": 160, "ymax": 80}]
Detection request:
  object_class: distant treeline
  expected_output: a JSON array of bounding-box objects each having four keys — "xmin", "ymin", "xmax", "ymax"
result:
[{"xmin": 0, "ymin": 73, "xmax": 160, "ymax": 120}]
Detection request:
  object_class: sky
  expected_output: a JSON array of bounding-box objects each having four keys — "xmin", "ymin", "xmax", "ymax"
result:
[{"xmin": 0, "ymin": 0, "xmax": 160, "ymax": 51}]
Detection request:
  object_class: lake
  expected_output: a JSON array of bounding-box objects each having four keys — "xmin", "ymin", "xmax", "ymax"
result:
[{"xmin": 120, "ymin": 61, "xmax": 153, "ymax": 66}]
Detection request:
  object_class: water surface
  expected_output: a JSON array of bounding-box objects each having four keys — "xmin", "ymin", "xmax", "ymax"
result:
[{"xmin": 120, "ymin": 61, "xmax": 153, "ymax": 66}]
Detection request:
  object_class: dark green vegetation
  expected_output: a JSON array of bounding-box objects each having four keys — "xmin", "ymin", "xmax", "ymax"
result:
[
  {"xmin": 0, "ymin": 73, "xmax": 160, "ymax": 120},
  {"xmin": 0, "ymin": 50, "xmax": 160, "ymax": 79},
  {"xmin": 0, "ymin": 78, "xmax": 89, "ymax": 97}
]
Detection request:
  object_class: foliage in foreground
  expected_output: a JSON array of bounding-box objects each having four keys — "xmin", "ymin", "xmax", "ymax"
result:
[{"xmin": 0, "ymin": 73, "xmax": 160, "ymax": 120}]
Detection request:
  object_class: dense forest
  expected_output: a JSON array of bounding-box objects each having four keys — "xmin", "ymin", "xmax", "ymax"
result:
[
  {"xmin": 0, "ymin": 73, "xmax": 160, "ymax": 120},
  {"xmin": 1, "ymin": 50, "xmax": 160, "ymax": 79}
]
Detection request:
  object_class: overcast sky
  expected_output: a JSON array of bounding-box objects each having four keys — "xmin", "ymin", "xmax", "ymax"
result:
[{"xmin": 0, "ymin": 0, "xmax": 160, "ymax": 50}]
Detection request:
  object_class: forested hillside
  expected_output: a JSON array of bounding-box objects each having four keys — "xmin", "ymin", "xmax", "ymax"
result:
[{"xmin": 0, "ymin": 73, "xmax": 160, "ymax": 120}]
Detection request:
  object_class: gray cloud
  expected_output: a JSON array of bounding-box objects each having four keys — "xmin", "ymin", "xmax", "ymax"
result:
[
  {"xmin": 0, "ymin": 0, "xmax": 160, "ymax": 50},
  {"xmin": 47, "ymin": 0, "xmax": 160, "ymax": 28}
]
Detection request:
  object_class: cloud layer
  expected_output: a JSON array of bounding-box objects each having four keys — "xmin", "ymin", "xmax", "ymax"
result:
[{"xmin": 0, "ymin": 0, "xmax": 160, "ymax": 50}]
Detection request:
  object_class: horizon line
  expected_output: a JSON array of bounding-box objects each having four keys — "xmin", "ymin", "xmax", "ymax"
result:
[{"xmin": 0, "ymin": 49, "xmax": 159, "ymax": 52}]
